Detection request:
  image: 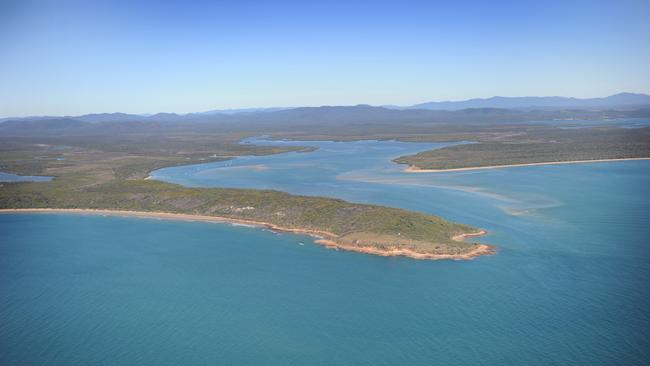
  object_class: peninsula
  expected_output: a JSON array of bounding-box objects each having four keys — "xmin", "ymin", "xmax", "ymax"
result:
[
  {"xmin": 394, "ymin": 126, "xmax": 650, "ymax": 171},
  {"xmin": 402, "ymin": 158, "xmax": 650, "ymax": 173},
  {"xmin": 0, "ymin": 131, "xmax": 494, "ymax": 261},
  {"xmin": 0, "ymin": 184, "xmax": 492, "ymax": 261},
  {"xmin": 4, "ymin": 105, "xmax": 648, "ymax": 261},
  {"xmin": 0, "ymin": 208, "xmax": 492, "ymax": 260}
]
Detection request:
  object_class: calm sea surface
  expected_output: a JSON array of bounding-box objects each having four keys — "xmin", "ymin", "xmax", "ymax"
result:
[
  {"xmin": 2, "ymin": 137, "xmax": 649, "ymax": 365},
  {"xmin": 0, "ymin": 171, "xmax": 52, "ymax": 182}
]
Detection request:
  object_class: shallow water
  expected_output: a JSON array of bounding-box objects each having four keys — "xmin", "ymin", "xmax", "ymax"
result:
[
  {"xmin": 2, "ymin": 137, "xmax": 649, "ymax": 365},
  {"xmin": 0, "ymin": 171, "xmax": 52, "ymax": 182}
]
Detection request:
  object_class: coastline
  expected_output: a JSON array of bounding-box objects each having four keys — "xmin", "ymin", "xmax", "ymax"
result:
[
  {"xmin": 314, "ymin": 231, "xmax": 493, "ymax": 261},
  {"xmin": 0, "ymin": 208, "xmax": 493, "ymax": 261},
  {"xmin": 404, "ymin": 157, "xmax": 650, "ymax": 173}
]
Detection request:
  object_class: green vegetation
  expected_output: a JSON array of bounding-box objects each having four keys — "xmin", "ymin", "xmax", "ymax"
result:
[
  {"xmin": 0, "ymin": 180, "xmax": 476, "ymax": 255},
  {"xmin": 7, "ymin": 109, "xmax": 648, "ymax": 257},
  {"xmin": 0, "ymin": 134, "xmax": 480, "ymax": 257},
  {"xmin": 394, "ymin": 127, "xmax": 650, "ymax": 170}
]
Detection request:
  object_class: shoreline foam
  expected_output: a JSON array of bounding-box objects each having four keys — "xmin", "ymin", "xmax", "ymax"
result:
[
  {"xmin": 404, "ymin": 157, "xmax": 650, "ymax": 173},
  {"xmin": 0, "ymin": 208, "xmax": 493, "ymax": 261}
]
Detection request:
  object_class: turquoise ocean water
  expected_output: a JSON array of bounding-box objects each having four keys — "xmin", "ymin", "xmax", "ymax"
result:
[{"xmin": 2, "ymin": 137, "xmax": 649, "ymax": 365}]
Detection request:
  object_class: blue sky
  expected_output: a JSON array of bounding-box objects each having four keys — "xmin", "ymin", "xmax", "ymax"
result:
[{"xmin": 1, "ymin": 0, "xmax": 649, "ymax": 116}]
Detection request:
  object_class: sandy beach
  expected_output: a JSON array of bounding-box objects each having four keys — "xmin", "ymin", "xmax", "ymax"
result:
[
  {"xmin": 404, "ymin": 157, "xmax": 650, "ymax": 173},
  {"xmin": 314, "ymin": 237, "xmax": 494, "ymax": 261},
  {"xmin": 0, "ymin": 208, "xmax": 493, "ymax": 261}
]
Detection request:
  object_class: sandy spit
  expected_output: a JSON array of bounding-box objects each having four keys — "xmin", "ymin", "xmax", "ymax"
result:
[{"xmin": 404, "ymin": 157, "xmax": 650, "ymax": 173}]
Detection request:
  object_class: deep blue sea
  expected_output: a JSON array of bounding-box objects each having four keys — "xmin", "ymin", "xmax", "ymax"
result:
[{"xmin": 2, "ymin": 137, "xmax": 649, "ymax": 365}]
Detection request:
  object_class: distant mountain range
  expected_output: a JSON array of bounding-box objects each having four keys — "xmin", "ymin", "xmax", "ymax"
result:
[
  {"xmin": 197, "ymin": 107, "xmax": 290, "ymax": 115},
  {"xmin": 0, "ymin": 108, "xmax": 293, "ymax": 124},
  {"xmin": 397, "ymin": 92, "xmax": 650, "ymax": 110},
  {"xmin": 2, "ymin": 103, "xmax": 650, "ymax": 138},
  {"xmin": 1, "ymin": 93, "xmax": 649, "ymax": 128}
]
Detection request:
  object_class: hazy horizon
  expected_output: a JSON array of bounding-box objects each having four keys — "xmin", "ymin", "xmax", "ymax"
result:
[
  {"xmin": 2, "ymin": 91, "xmax": 650, "ymax": 119},
  {"xmin": 2, "ymin": 0, "xmax": 649, "ymax": 117}
]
